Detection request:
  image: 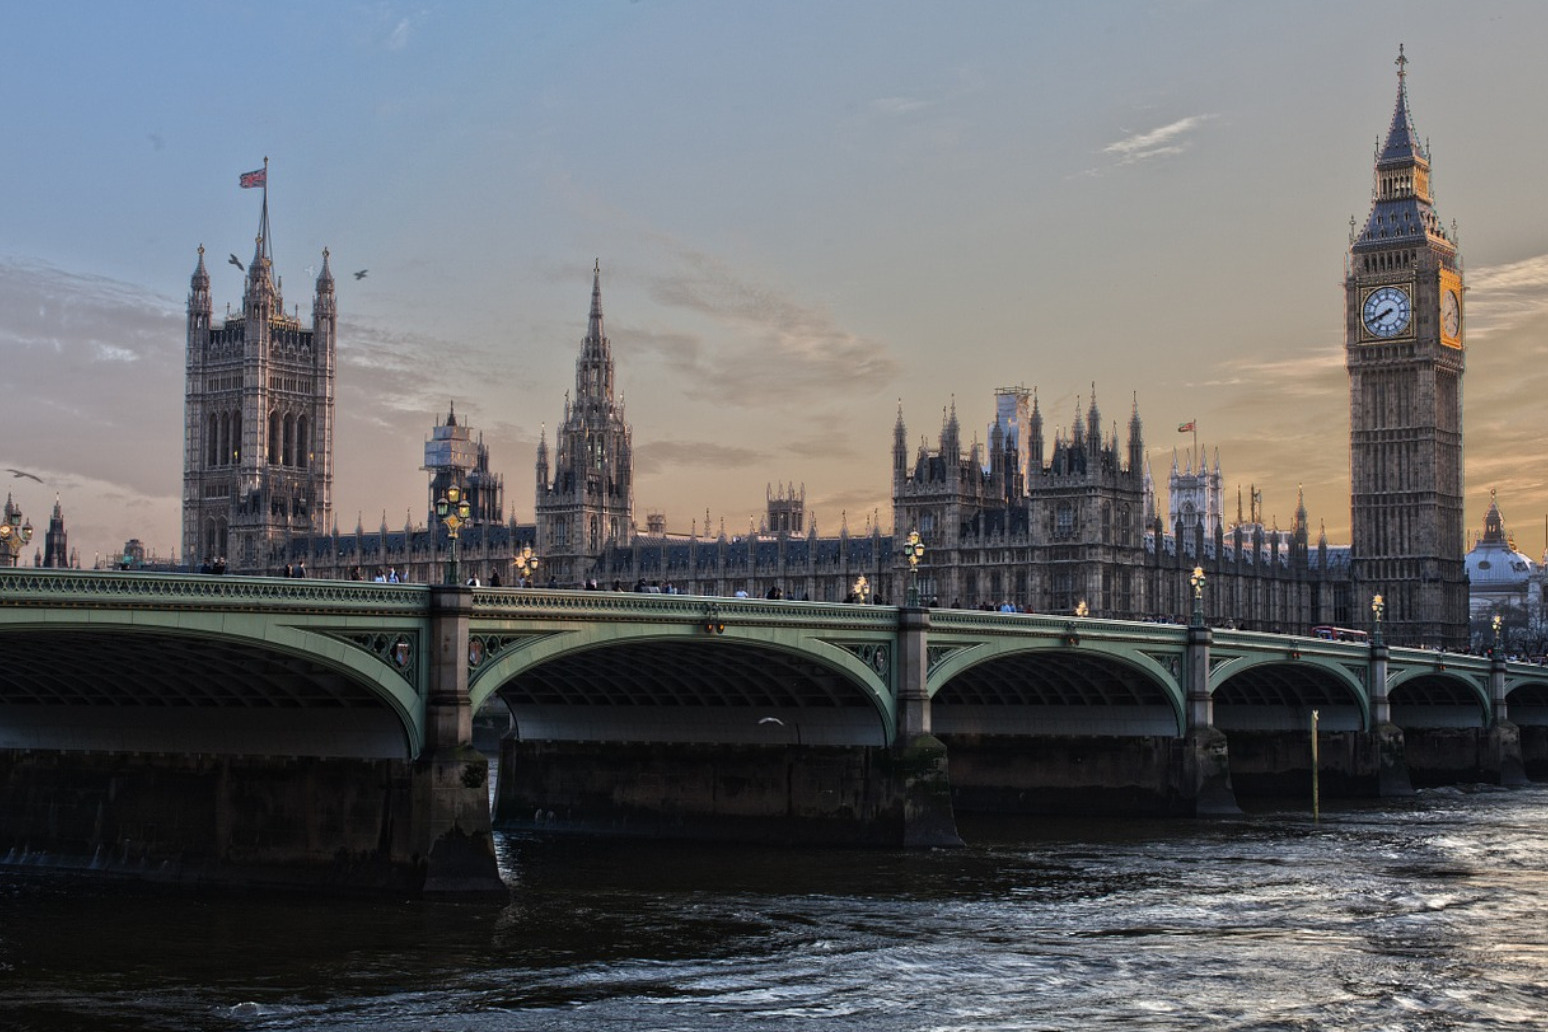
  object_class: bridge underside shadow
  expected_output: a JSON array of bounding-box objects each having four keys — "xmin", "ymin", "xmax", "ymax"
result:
[
  {"xmin": 485, "ymin": 639, "xmax": 959, "ymax": 846},
  {"xmin": 0, "ymin": 628, "xmax": 441, "ymax": 893},
  {"xmin": 1509, "ymin": 683, "xmax": 1548, "ymax": 780},
  {"xmin": 928, "ymin": 651, "xmax": 1207, "ymax": 817},
  {"xmin": 1213, "ymin": 663, "xmax": 1379, "ymax": 798},
  {"xmin": 492, "ymin": 639, "xmax": 886, "ymax": 746},
  {"xmin": 1389, "ymin": 675, "xmax": 1518, "ymax": 787},
  {"xmin": 0, "ymin": 630, "xmax": 410, "ymax": 757}
]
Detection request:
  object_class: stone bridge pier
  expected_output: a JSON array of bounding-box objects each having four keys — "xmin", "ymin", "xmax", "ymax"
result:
[{"xmin": 416, "ymin": 587, "xmax": 504, "ymax": 893}]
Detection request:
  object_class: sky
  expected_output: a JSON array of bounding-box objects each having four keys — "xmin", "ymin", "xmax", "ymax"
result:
[{"xmin": 4, "ymin": 1, "xmax": 1548, "ymax": 567}]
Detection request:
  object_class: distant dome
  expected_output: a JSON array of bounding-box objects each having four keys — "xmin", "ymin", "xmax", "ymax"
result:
[{"xmin": 1466, "ymin": 497, "xmax": 1534, "ymax": 590}]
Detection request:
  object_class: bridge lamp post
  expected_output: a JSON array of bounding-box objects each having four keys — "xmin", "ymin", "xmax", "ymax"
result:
[
  {"xmin": 852, "ymin": 574, "xmax": 869, "ymax": 604},
  {"xmin": 0, "ymin": 505, "xmax": 32, "ymax": 568},
  {"xmin": 513, "ymin": 543, "xmax": 540, "ymax": 587},
  {"xmin": 1189, "ymin": 566, "xmax": 1206, "ymax": 628},
  {"xmin": 1371, "ymin": 594, "xmax": 1385, "ymax": 647},
  {"xmin": 435, "ymin": 484, "xmax": 471, "ymax": 586},
  {"xmin": 1492, "ymin": 613, "xmax": 1503, "ymax": 657},
  {"xmin": 902, "ymin": 530, "xmax": 925, "ymax": 607}
]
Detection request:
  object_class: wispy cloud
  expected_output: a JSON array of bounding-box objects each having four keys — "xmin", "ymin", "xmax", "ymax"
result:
[
  {"xmin": 335, "ymin": 317, "xmax": 515, "ymax": 417},
  {"xmin": 635, "ymin": 439, "xmax": 768, "ymax": 475},
  {"xmin": 643, "ymin": 252, "xmax": 899, "ymax": 405},
  {"xmin": 1077, "ymin": 114, "xmax": 1218, "ymax": 177},
  {"xmin": 0, "ymin": 259, "xmax": 185, "ymax": 554},
  {"xmin": 872, "ymin": 96, "xmax": 930, "ymax": 116},
  {"xmin": 1202, "ymin": 349, "xmax": 1346, "ymax": 399},
  {"xmin": 385, "ymin": 18, "xmax": 412, "ymax": 50},
  {"xmin": 1463, "ymin": 253, "xmax": 1548, "ymax": 340},
  {"xmin": 1105, "ymin": 115, "xmax": 1216, "ymax": 163},
  {"xmin": 870, "ymin": 65, "xmax": 986, "ymax": 118}
]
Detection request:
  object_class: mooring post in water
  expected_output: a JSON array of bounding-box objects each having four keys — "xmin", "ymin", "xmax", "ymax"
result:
[{"xmin": 1311, "ymin": 708, "xmax": 1320, "ymax": 823}]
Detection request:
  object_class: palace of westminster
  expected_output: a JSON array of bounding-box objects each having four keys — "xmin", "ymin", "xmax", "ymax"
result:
[{"xmin": 23, "ymin": 52, "xmax": 1532, "ymax": 651}]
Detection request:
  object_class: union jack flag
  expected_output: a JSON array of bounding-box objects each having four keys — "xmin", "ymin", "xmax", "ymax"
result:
[
  {"xmin": 239, "ymin": 168, "xmax": 267, "ymax": 189},
  {"xmin": 1177, "ymin": 420, "xmax": 1196, "ymax": 433}
]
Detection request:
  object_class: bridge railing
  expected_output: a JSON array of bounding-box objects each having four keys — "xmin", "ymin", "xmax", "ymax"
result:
[
  {"xmin": 0, "ymin": 568, "xmax": 428, "ymax": 613},
  {"xmin": 469, "ymin": 587, "xmax": 901, "ymax": 628},
  {"xmin": 925, "ymin": 607, "xmax": 1189, "ymax": 642}
]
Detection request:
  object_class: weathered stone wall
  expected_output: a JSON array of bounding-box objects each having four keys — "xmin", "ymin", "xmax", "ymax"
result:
[
  {"xmin": 1401, "ymin": 727, "xmax": 1493, "ymax": 786},
  {"xmin": 1520, "ymin": 725, "xmax": 1548, "ymax": 781},
  {"xmin": 496, "ymin": 739, "xmax": 959, "ymax": 847},
  {"xmin": 0, "ymin": 749, "xmax": 442, "ymax": 892},
  {"xmin": 940, "ymin": 734, "xmax": 1209, "ymax": 816},
  {"xmin": 1224, "ymin": 729, "xmax": 1393, "ymax": 798}
]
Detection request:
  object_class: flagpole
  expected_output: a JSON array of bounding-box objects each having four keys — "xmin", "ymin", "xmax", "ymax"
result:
[{"xmin": 262, "ymin": 156, "xmax": 271, "ymax": 263}]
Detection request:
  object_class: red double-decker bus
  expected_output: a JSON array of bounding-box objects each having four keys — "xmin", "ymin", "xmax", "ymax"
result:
[{"xmin": 1312, "ymin": 625, "xmax": 1369, "ymax": 643}]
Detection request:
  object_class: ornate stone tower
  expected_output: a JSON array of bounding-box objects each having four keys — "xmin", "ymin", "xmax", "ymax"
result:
[
  {"xmin": 424, "ymin": 401, "xmax": 504, "ymax": 527},
  {"xmin": 1346, "ymin": 47, "xmax": 1467, "ymax": 647},
  {"xmin": 535, "ymin": 262, "xmax": 635, "ymax": 586},
  {"xmin": 181, "ymin": 185, "xmax": 336, "ymax": 573},
  {"xmin": 1168, "ymin": 447, "xmax": 1223, "ymax": 539},
  {"xmin": 42, "ymin": 496, "xmax": 68, "ymax": 568},
  {"xmin": 766, "ymin": 482, "xmax": 806, "ymax": 535}
]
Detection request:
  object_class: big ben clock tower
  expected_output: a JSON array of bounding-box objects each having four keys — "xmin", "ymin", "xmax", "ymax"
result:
[{"xmin": 1346, "ymin": 46, "xmax": 1467, "ymax": 648}]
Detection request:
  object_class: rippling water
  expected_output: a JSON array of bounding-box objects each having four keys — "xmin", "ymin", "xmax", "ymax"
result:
[{"xmin": 4, "ymin": 787, "xmax": 1548, "ymax": 1030}]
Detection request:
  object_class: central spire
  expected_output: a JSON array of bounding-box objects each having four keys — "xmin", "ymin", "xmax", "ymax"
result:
[
  {"xmin": 574, "ymin": 260, "xmax": 615, "ymax": 407},
  {"xmin": 587, "ymin": 258, "xmax": 604, "ymax": 344}
]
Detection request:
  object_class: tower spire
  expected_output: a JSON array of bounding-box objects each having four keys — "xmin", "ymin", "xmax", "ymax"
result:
[
  {"xmin": 587, "ymin": 258, "xmax": 604, "ymax": 344},
  {"xmin": 1380, "ymin": 45, "xmax": 1425, "ymax": 166},
  {"xmin": 1354, "ymin": 48, "xmax": 1451, "ymax": 255}
]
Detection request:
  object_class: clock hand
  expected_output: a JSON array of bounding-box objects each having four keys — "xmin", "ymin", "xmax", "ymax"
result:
[{"xmin": 1375, "ymin": 307, "xmax": 1393, "ymax": 321}]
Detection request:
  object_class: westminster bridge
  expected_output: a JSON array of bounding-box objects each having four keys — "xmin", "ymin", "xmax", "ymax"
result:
[{"xmin": 1, "ymin": 569, "xmax": 1543, "ymax": 893}]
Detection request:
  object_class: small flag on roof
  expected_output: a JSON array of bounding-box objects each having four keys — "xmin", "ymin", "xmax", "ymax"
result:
[
  {"xmin": 239, "ymin": 167, "xmax": 267, "ymax": 189},
  {"xmin": 1177, "ymin": 420, "xmax": 1196, "ymax": 433}
]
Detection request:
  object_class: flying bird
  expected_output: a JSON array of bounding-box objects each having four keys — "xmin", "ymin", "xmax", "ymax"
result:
[
  {"xmin": 6, "ymin": 469, "xmax": 43, "ymax": 483},
  {"xmin": 228, "ymin": 254, "xmax": 244, "ymax": 271},
  {"xmin": 354, "ymin": 269, "xmax": 368, "ymax": 280}
]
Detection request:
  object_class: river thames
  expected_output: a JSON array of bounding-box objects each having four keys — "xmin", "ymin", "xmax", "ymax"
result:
[{"xmin": 3, "ymin": 785, "xmax": 1547, "ymax": 1031}]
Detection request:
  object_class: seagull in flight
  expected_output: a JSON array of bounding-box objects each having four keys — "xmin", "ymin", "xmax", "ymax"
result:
[
  {"xmin": 6, "ymin": 469, "xmax": 43, "ymax": 483},
  {"xmin": 354, "ymin": 269, "xmax": 368, "ymax": 280},
  {"xmin": 228, "ymin": 253, "xmax": 244, "ymax": 271}
]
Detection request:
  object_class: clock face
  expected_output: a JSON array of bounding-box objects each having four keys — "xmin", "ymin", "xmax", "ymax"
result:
[
  {"xmin": 1362, "ymin": 285, "xmax": 1412, "ymax": 338},
  {"xmin": 1442, "ymin": 289, "xmax": 1460, "ymax": 338}
]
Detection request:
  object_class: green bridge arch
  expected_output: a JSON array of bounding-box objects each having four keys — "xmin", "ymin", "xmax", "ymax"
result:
[
  {"xmin": 0, "ymin": 571, "xmax": 429, "ymax": 757},
  {"xmin": 923, "ymin": 615, "xmax": 1189, "ymax": 738},
  {"xmin": 466, "ymin": 593, "xmax": 898, "ymax": 746}
]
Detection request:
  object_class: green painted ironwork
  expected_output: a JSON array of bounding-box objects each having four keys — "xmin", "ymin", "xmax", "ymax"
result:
[{"xmin": 3, "ymin": 570, "xmax": 1546, "ymax": 750}]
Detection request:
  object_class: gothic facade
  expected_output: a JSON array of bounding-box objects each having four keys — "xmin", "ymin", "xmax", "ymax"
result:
[
  {"xmin": 534, "ymin": 262, "xmax": 635, "ymax": 587},
  {"xmin": 178, "ymin": 54, "xmax": 1468, "ymax": 647},
  {"xmin": 42, "ymin": 497, "xmax": 70, "ymax": 568},
  {"xmin": 180, "ymin": 192, "xmax": 336, "ymax": 574}
]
